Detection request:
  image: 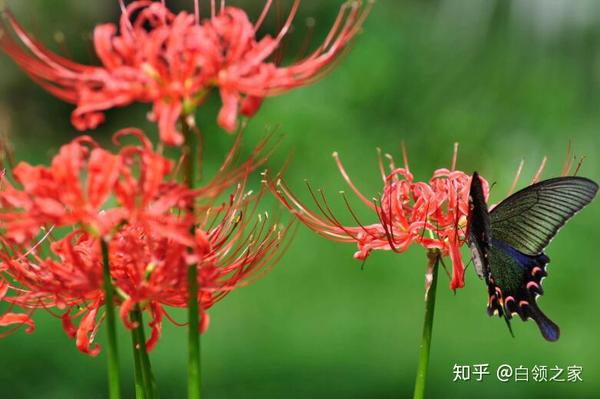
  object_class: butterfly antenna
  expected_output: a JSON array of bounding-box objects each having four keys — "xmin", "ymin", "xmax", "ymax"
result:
[{"xmin": 489, "ymin": 181, "xmax": 497, "ymax": 194}]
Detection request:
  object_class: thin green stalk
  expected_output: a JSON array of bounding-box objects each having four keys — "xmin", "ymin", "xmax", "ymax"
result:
[
  {"xmin": 187, "ymin": 265, "xmax": 201, "ymax": 399},
  {"xmin": 101, "ymin": 239, "xmax": 122, "ymax": 399},
  {"xmin": 131, "ymin": 306, "xmax": 159, "ymax": 399},
  {"xmin": 182, "ymin": 117, "xmax": 201, "ymax": 399},
  {"xmin": 413, "ymin": 251, "xmax": 440, "ymax": 399},
  {"xmin": 131, "ymin": 325, "xmax": 146, "ymax": 399}
]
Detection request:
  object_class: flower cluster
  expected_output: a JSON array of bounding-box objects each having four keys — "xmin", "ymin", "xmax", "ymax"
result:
[
  {"xmin": 0, "ymin": 130, "xmax": 288, "ymax": 355},
  {"xmin": 0, "ymin": 0, "xmax": 371, "ymax": 145},
  {"xmin": 269, "ymin": 145, "xmax": 490, "ymax": 289}
]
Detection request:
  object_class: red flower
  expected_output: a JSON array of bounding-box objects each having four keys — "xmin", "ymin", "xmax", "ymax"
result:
[
  {"xmin": 269, "ymin": 145, "xmax": 490, "ymax": 290},
  {"xmin": 0, "ymin": 180, "xmax": 289, "ymax": 355},
  {"xmin": 0, "ymin": 130, "xmax": 191, "ymax": 244},
  {"xmin": 0, "ymin": 129, "xmax": 287, "ymax": 354},
  {"xmin": 0, "ymin": 1, "xmax": 372, "ymax": 145}
]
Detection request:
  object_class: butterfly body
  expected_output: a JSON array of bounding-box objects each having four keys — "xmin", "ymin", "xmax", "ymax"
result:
[{"xmin": 468, "ymin": 172, "xmax": 598, "ymax": 341}]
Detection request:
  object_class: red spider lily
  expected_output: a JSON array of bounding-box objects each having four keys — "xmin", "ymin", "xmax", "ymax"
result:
[
  {"xmin": 0, "ymin": 0, "xmax": 372, "ymax": 145},
  {"xmin": 0, "ymin": 127, "xmax": 273, "ymax": 245},
  {"xmin": 269, "ymin": 144, "xmax": 490, "ymax": 290},
  {"xmin": 0, "ymin": 127, "xmax": 287, "ymax": 354},
  {"xmin": 0, "ymin": 180, "xmax": 290, "ymax": 355},
  {"xmin": 0, "ymin": 130, "xmax": 192, "ymax": 244}
]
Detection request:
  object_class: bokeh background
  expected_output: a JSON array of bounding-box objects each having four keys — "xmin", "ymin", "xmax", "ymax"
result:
[{"xmin": 1, "ymin": 1, "xmax": 599, "ymax": 398}]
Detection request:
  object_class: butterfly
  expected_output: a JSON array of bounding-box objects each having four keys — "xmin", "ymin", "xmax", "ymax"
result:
[{"xmin": 467, "ymin": 172, "xmax": 598, "ymax": 341}]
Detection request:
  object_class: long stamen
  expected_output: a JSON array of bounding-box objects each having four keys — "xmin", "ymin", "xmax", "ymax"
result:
[
  {"xmin": 118, "ymin": 0, "xmax": 134, "ymax": 31},
  {"xmin": 507, "ymin": 159, "xmax": 524, "ymax": 195},
  {"xmin": 451, "ymin": 143, "xmax": 458, "ymax": 171},
  {"xmin": 385, "ymin": 153, "xmax": 397, "ymax": 176},
  {"xmin": 333, "ymin": 152, "xmax": 375, "ymax": 209},
  {"xmin": 573, "ymin": 156, "xmax": 585, "ymax": 176},
  {"xmin": 340, "ymin": 192, "xmax": 379, "ymax": 240},
  {"xmin": 254, "ymin": 0, "xmax": 274, "ymax": 31},
  {"xmin": 376, "ymin": 148, "xmax": 386, "ymax": 182},
  {"xmin": 275, "ymin": 0, "xmax": 300, "ymax": 42},
  {"xmin": 561, "ymin": 141, "xmax": 572, "ymax": 176},
  {"xmin": 531, "ymin": 156, "xmax": 547, "ymax": 184},
  {"xmin": 401, "ymin": 141, "xmax": 409, "ymax": 171}
]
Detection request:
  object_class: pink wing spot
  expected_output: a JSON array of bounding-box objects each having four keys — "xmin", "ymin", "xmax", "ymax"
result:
[
  {"xmin": 519, "ymin": 300, "xmax": 529, "ymax": 308},
  {"xmin": 504, "ymin": 296, "xmax": 515, "ymax": 306},
  {"xmin": 532, "ymin": 267, "xmax": 543, "ymax": 276}
]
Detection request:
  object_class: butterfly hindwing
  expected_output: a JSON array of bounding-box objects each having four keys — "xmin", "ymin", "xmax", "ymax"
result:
[{"xmin": 486, "ymin": 239, "xmax": 559, "ymax": 341}]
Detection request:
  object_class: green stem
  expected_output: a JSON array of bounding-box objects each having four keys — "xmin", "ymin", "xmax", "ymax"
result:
[
  {"xmin": 413, "ymin": 251, "xmax": 440, "ymax": 399},
  {"xmin": 182, "ymin": 117, "xmax": 201, "ymax": 399},
  {"xmin": 131, "ymin": 324, "xmax": 146, "ymax": 399},
  {"xmin": 101, "ymin": 239, "xmax": 122, "ymax": 399},
  {"xmin": 187, "ymin": 265, "xmax": 201, "ymax": 399},
  {"xmin": 131, "ymin": 306, "xmax": 159, "ymax": 399}
]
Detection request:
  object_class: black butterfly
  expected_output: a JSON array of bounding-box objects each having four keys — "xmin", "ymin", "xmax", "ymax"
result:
[{"xmin": 467, "ymin": 172, "xmax": 598, "ymax": 341}]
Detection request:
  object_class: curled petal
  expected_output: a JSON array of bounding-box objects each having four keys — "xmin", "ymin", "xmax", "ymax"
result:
[
  {"xmin": 0, "ymin": 313, "xmax": 35, "ymax": 334},
  {"xmin": 119, "ymin": 297, "xmax": 137, "ymax": 329},
  {"xmin": 152, "ymin": 101, "xmax": 184, "ymax": 146},
  {"xmin": 61, "ymin": 309, "xmax": 78, "ymax": 339},
  {"xmin": 146, "ymin": 303, "xmax": 163, "ymax": 352},
  {"xmin": 217, "ymin": 89, "xmax": 241, "ymax": 133},
  {"xmin": 448, "ymin": 238, "xmax": 465, "ymax": 290},
  {"xmin": 75, "ymin": 300, "xmax": 101, "ymax": 356}
]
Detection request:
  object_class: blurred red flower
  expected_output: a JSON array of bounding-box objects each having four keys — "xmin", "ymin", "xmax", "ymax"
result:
[
  {"xmin": 269, "ymin": 145, "xmax": 490, "ymax": 290},
  {"xmin": 1, "ymin": 184, "xmax": 287, "ymax": 355},
  {"xmin": 0, "ymin": 129, "xmax": 288, "ymax": 354},
  {"xmin": 0, "ymin": 0, "xmax": 371, "ymax": 145}
]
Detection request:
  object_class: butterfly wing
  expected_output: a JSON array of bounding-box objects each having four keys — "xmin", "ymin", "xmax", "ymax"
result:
[
  {"xmin": 489, "ymin": 177, "xmax": 598, "ymax": 255},
  {"xmin": 486, "ymin": 176, "xmax": 598, "ymax": 341},
  {"xmin": 486, "ymin": 239, "xmax": 558, "ymax": 341}
]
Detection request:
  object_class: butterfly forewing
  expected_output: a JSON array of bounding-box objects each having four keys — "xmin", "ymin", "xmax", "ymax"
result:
[{"xmin": 489, "ymin": 177, "xmax": 598, "ymax": 256}]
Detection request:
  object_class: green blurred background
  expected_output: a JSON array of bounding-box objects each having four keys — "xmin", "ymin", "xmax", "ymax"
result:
[{"xmin": 1, "ymin": 1, "xmax": 599, "ymax": 398}]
